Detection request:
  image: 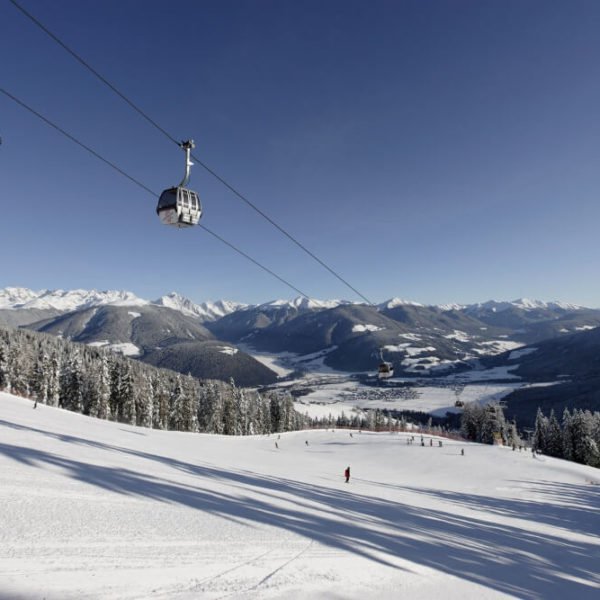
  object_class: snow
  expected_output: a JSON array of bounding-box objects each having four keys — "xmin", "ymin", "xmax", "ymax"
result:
[
  {"xmin": 444, "ymin": 330, "xmax": 472, "ymax": 343},
  {"xmin": 0, "ymin": 286, "xmax": 41, "ymax": 308},
  {"xmin": 128, "ymin": 311, "xmax": 141, "ymax": 319},
  {"xmin": 0, "ymin": 287, "xmax": 148, "ymax": 311},
  {"xmin": 1, "ymin": 392, "xmax": 599, "ymax": 600},
  {"xmin": 86, "ymin": 341, "xmax": 140, "ymax": 357},
  {"xmin": 257, "ymin": 297, "xmax": 345, "ymax": 311},
  {"xmin": 109, "ymin": 342, "xmax": 141, "ymax": 357},
  {"xmin": 476, "ymin": 340, "xmax": 523, "ymax": 354},
  {"xmin": 237, "ymin": 346, "xmax": 295, "ymax": 377},
  {"xmin": 87, "ymin": 340, "xmax": 110, "ymax": 348},
  {"xmin": 575, "ymin": 325, "xmax": 596, "ymax": 331},
  {"xmin": 378, "ymin": 298, "xmax": 424, "ymax": 309},
  {"xmin": 398, "ymin": 333, "xmax": 423, "ymax": 342},
  {"xmin": 218, "ymin": 346, "xmax": 239, "ymax": 356},
  {"xmin": 352, "ymin": 324, "xmax": 383, "ymax": 333},
  {"xmin": 466, "ymin": 299, "xmax": 585, "ymax": 313},
  {"xmin": 407, "ymin": 345, "xmax": 436, "ymax": 355},
  {"xmin": 295, "ymin": 379, "xmax": 523, "ymax": 418},
  {"xmin": 154, "ymin": 293, "xmax": 246, "ymax": 321},
  {"xmin": 509, "ymin": 347, "xmax": 538, "ymax": 360},
  {"xmin": 436, "ymin": 303, "xmax": 466, "ymax": 311}
]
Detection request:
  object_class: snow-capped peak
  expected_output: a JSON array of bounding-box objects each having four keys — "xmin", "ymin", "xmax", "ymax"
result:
[
  {"xmin": 153, "ymin": 293, "xmax": 246, "ymax": 321},
  {"xmin": 0, "ymin": 287, "xmax": 44, "ymax": 309},
  {"xmin": 379, "ymin": 298, "xmax": 424, "ymax": 310},
  {"xmin": 466, "ymin": 299, "xmax": 584, "ymax": 313},
  {"xmin": 436, "ymin": 303, "xmax": 466, "ymax": 311},
  {"xmin": 256, "ymin": 297, "xmax": 345, "ymax": 311},
  {"xmin": 153, "ymin": 292, "xmax": 203, "ymax": 317},
  {"xmin": 0, "ymin": 288, "xmax": 148, "ymax": 311},
  {"xmin": 511, "ymin": 298, "xmax": 583, "ymax": 311}
]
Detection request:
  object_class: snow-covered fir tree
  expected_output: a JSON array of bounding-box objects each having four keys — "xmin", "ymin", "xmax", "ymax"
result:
[{"xmin": 0, "ymin": 325, "xmax": 308, "ymax": 438}]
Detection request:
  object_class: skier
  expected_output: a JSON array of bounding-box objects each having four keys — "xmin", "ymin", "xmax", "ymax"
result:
[
  {"xmin": 344, "ymin": 466, "xmax": 350, "ymax": 483},
  {"xmin": 305, "ymin": 440, "xmax": 309, "ymax": 446},
  {"xmin": 275, "ymin": 442, "xmax": 279, "ymax": 449}
]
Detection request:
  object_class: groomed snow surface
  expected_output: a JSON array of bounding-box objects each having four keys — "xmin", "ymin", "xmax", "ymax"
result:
[{"xmin": 1, "ymin": 393, "xmax": 599, "ymax": 600}]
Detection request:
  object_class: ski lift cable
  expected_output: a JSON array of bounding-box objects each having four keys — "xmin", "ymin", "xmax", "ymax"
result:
[
  {"xmin": 0, "ymin": 87, "xmax": 311, "ymax": 299},
  {"xmin": 9, "ymin": 0, "xmax": 375, "ymax": 306},
  {"xmin": 0, "ymin": 88, "xmax": 157, "ymax": 197}
]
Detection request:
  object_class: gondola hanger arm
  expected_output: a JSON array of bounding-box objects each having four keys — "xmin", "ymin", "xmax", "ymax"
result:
[{"xmin": 179, "ymin": 139, "xmax": 195, "ymax": 187}]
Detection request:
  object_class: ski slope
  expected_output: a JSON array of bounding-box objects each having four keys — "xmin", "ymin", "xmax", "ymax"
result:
[{"xmin": 1, "ymin": 392, "xmax": 599, "ymax": 600}]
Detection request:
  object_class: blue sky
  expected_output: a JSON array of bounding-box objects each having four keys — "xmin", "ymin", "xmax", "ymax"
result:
[{"xmin": 2, "ymin": 0, "xmax": 600, "ymax": 306}]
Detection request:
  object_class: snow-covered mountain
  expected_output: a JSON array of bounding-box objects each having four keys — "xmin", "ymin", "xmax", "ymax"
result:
[
  {"xmin": 0, "ymin": 287, "xmax": 592, "ymax": 318},
  {"xmin": 4, "ymin": 286, "xmax": 600, "ymax": 378},
  {"xmin": 466, "ymin": 298, "xmax": 584, "ymax": 313},
  {"xmin": 378, "ymin": 297, "xmax": 425, "ymax": 310},
  {"xmin": 0, "ymin": 287, "xmax": 148, "ymax": 311},
  {"xmin": 153, "ymin": 292, "xmax": 245, "ymax": 321},
  {"xmin": 0, "ymin": 287, "xmax": 245, "ymax": 323},
  {"xmin": 254, "ymin": 296, "xmax": 347, "ymax": 311}
]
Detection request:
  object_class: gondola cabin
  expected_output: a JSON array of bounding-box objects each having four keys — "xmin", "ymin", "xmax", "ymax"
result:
[
  {"xmin": 378, "ymin": 361, "xmax": 394, "ymax": 379},
  {"xmin": 156, "ymin": 187, "xmax": 201, "ymax": 227},
  {"xmin": 157, "ymin": 139, "xmax": 202, "ymax": 228}
]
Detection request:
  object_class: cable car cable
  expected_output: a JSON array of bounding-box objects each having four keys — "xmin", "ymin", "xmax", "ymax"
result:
[
  {"xmin": 8, "ymin": 0, "xmax": 180, "ymax": 148},
  {"xmin": 9, "ymin": 0, "xmax": 375, "ymax": 306},
  {"xmin": 0, "ymin": 88, "xmax": 156, "ymax": 197},
  {"xmin": 0, "ymin": 87, "xmax": 311, "ymax": 299}
]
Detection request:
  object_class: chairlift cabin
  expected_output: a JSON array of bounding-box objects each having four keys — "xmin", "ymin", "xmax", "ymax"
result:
[
  {"xmin": 157, "ymin": 140, "xmax": 202, "ymax": 227},
  {"xmin": 377, "ymin": 348, "xmax": 394, "ymax": 379}
]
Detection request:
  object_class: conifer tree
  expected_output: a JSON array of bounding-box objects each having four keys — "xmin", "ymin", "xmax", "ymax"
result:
[
  {"xmin": 60, "ymin": 349, "xmax": 83, "ymax": 412},
  {"xmin": 119, "ymin": 361, "xmax": 136, "ymax": 425},
  {"xmin": 96, "ymin": 353, "xmax": 111, "ymax": 420},
  {"xmin": 532, "ymin": 408, "xmax": 548, "ymax": 453},
  {"xmin": 545, "ymin": 410, "xmax": 563, "ymax": 458},
  {"xmin": 32, "ymin": 346, "xmax": 50, "ymax": 404},
  {"xmin": 136, "ymin": 372, "xmax": 153, "ymax": 428}
]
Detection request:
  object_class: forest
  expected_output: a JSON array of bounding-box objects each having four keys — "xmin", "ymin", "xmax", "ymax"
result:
[{"xmin": 0, "ymin": 326, "xmax": 306, "ymax": 435}]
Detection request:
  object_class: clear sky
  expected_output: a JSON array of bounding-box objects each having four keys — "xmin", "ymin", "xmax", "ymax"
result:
[{"xmin": 2, "ymin": 0, "xmax": 600, "ymax": 306}]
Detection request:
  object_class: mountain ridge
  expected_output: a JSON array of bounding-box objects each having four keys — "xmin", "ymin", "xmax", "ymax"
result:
[{"xmin": 1, "ymin": 286, "xmax": 594, "ymax": 317}]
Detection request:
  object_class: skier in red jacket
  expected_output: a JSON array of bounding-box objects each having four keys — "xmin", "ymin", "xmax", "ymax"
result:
[{"xmin": 344, "ymin": 466, "xmax": 350, "ymax": 483}]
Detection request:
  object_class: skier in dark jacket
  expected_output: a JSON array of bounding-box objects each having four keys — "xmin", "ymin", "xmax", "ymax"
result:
[{"xmin": 344, "ymin": 466, "xmax": 350, "ymax": 483}]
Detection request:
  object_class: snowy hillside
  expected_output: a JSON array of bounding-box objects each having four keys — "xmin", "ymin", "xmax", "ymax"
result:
[{"xmin": 1, "ymin": 392, "xmax": 599, "ymax": 599}]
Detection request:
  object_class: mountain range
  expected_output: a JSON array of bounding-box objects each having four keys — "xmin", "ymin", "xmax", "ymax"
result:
[{"xmin": 2, "ymin": 287, "xmax": 600, "ymax": 395}]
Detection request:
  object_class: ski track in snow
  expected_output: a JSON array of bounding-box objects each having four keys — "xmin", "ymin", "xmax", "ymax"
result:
[{"xmin": 1, "ymin": 392, "xmax": 600, "ymax": 599}]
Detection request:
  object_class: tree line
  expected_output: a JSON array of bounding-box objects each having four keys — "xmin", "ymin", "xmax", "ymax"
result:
[
  {"xmin": 459, "ymin": 402, "xmax": 519, "ymax": 446},
  {"xmin": 0, "ymin": 326, "xmax": 307, "ymax": 435},
  {"xmin": 533, "ymin": 407, "xmax": 600, "ymax": 467},
  {"xmin": 459, "ymin": 401, "xmax": 600, "ymax": 468}
]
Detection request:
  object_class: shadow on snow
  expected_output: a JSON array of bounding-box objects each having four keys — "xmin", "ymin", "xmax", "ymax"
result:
[{"xmin": 1, "ymin": 419, "xmax": 599, "ymax": 599}]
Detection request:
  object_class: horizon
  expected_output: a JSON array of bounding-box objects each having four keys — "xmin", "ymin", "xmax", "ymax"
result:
[
  {"xmin": 2, "ymin": 1, "xmax": 600, "ymax": 307},
  {"xmin": 0, "ymin": 284, "xmax": 595, "ymax": 310}
]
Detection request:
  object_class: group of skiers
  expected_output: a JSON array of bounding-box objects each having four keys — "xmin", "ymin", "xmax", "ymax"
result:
[{"xmin": 272, "ymin": 434, "xmax": 351, "ymax": 483}]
